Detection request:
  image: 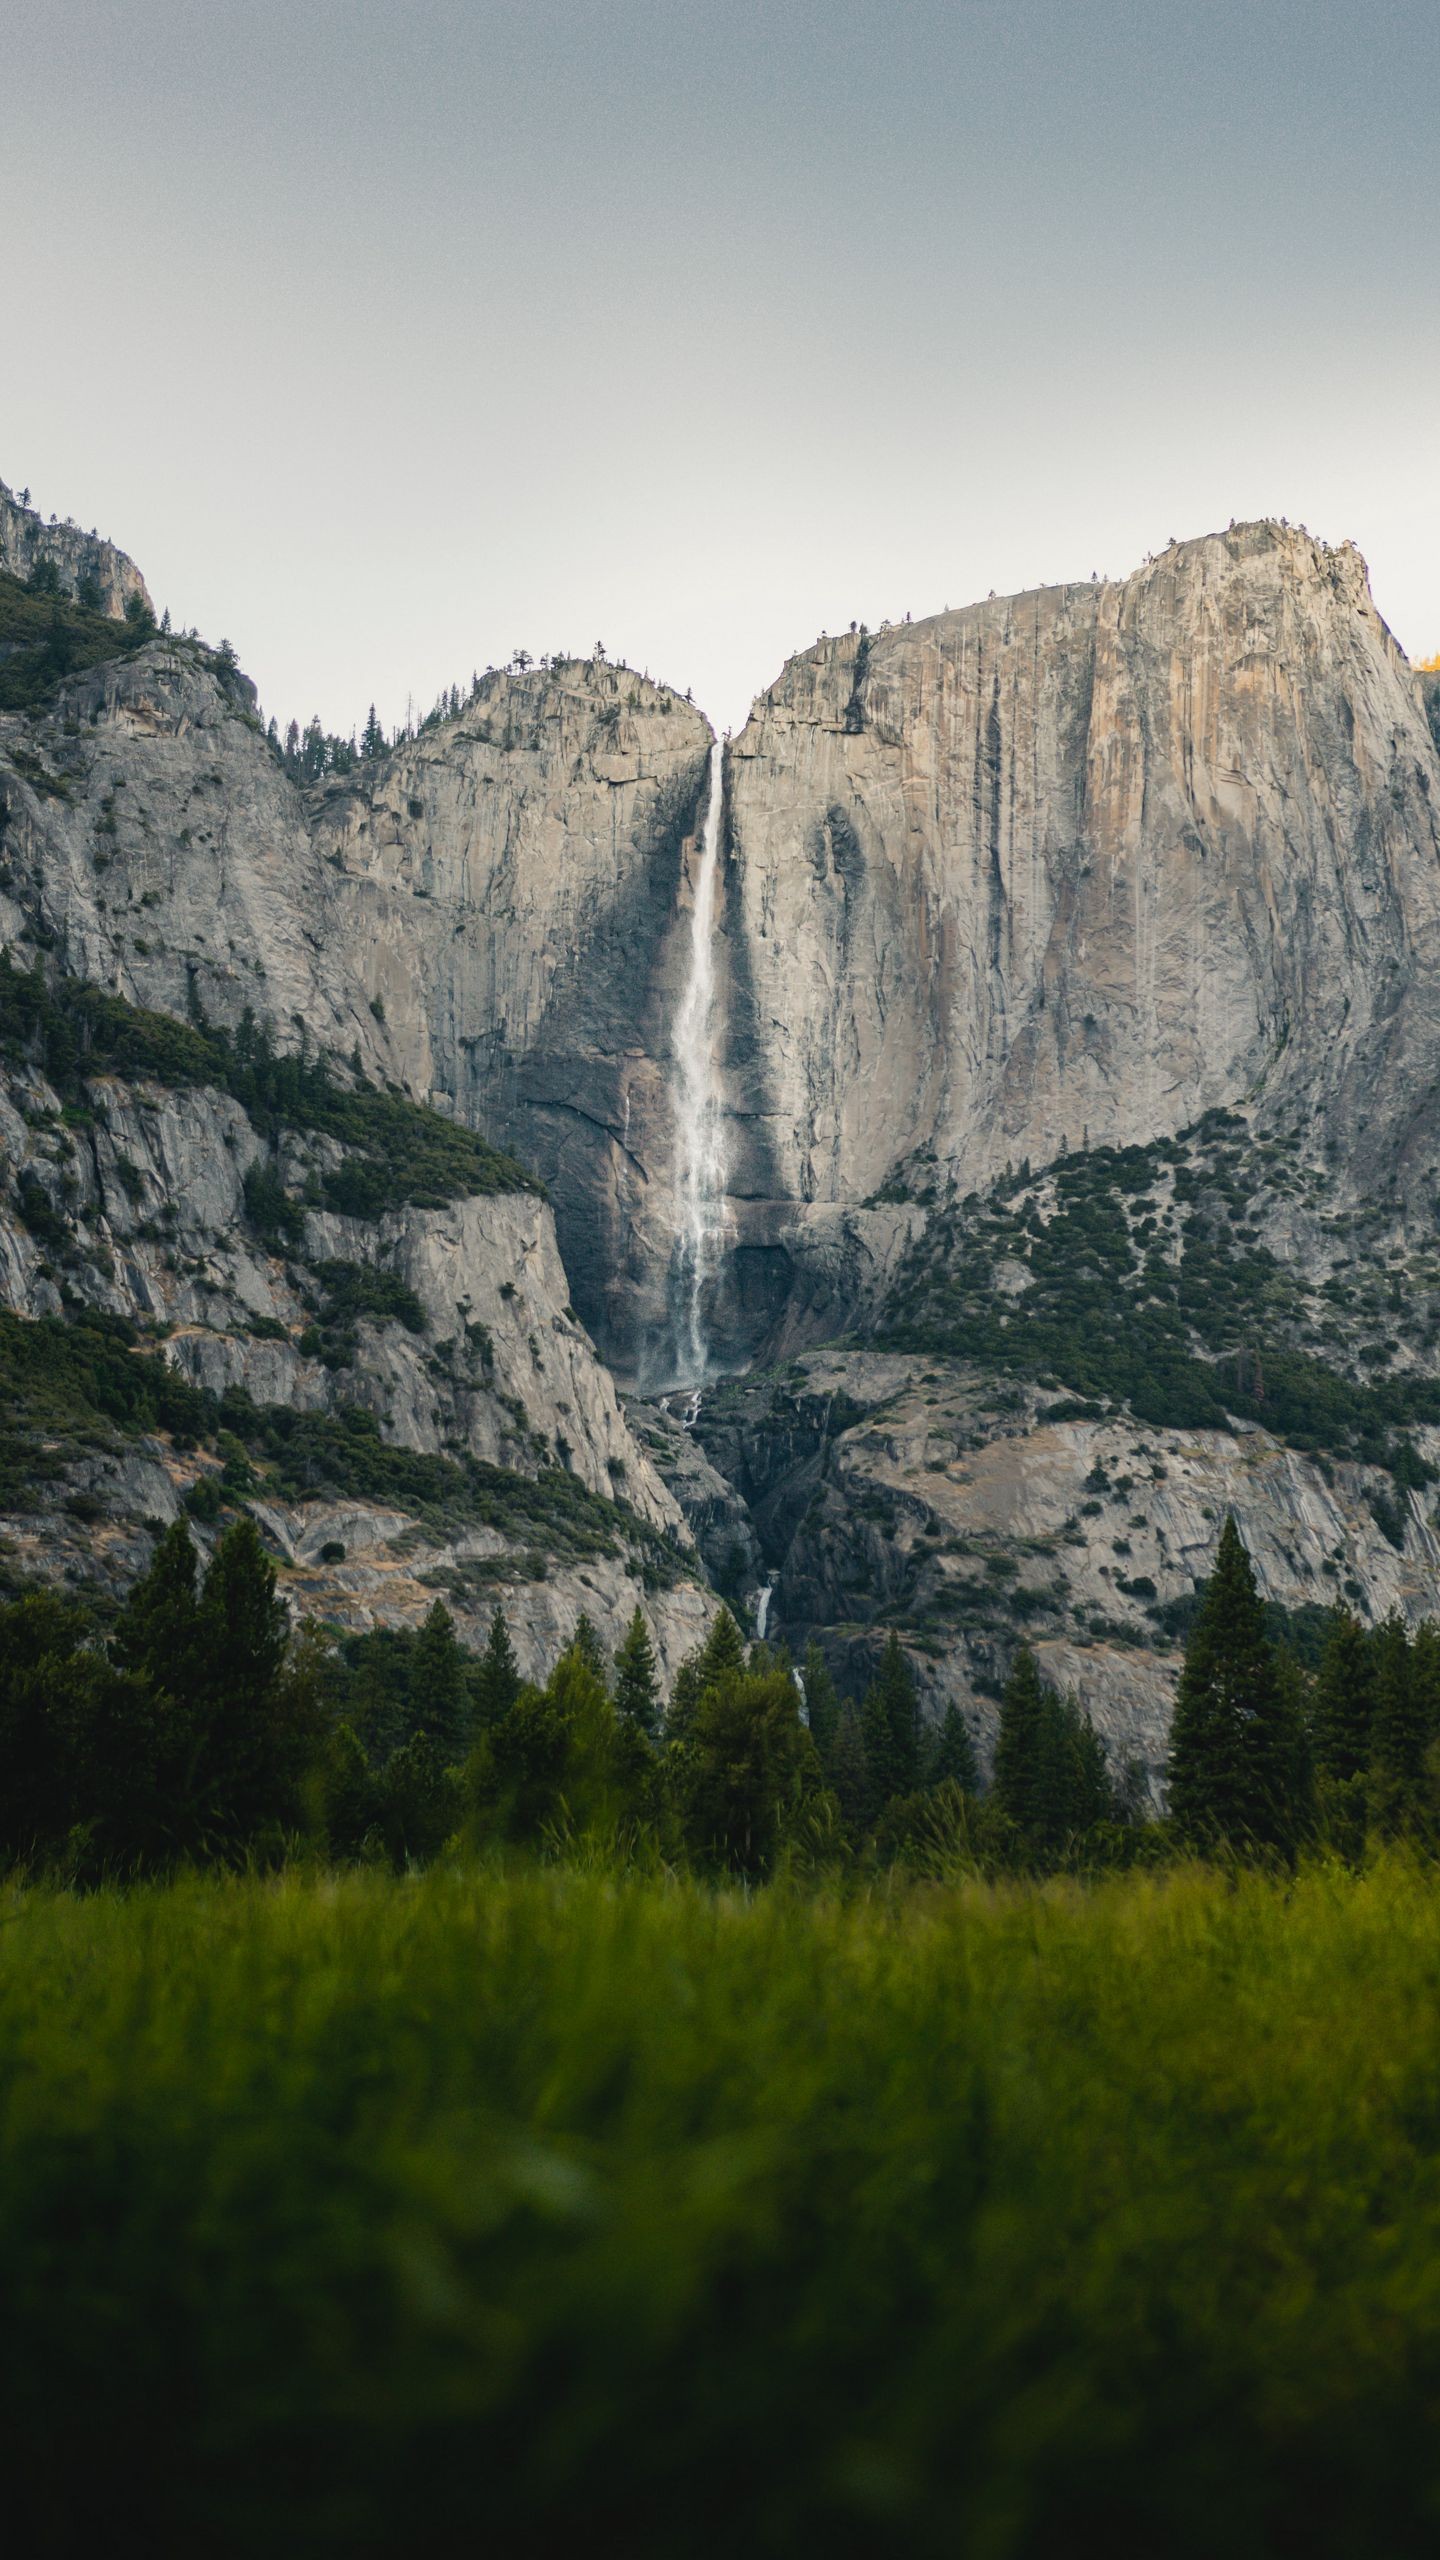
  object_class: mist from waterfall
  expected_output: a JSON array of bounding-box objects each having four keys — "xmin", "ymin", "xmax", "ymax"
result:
[{"xmin": 671, "ymin": 738, "xmax": 726, "ymax": 1382}]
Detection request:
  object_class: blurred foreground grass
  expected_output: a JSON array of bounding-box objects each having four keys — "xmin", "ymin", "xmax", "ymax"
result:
[{"xmin": 5, "ymin": 1858, "xmax": 1440, "ymax": 2554}]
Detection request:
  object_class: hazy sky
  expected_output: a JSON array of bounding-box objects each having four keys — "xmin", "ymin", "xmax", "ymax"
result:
[{"xmin": 5, "ymin": 0, "xmax": 1437, "ymax": 738}]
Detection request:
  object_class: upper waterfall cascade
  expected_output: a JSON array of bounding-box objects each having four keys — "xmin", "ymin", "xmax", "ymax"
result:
[{"xmin": 671, "ymin": 738, "xmax": 727, "ymax": 1380}]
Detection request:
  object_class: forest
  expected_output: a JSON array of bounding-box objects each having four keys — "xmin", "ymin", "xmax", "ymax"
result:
[{"xmin": 2, "ymin": 1506, "xmax": 1437, "ymax": 1885}]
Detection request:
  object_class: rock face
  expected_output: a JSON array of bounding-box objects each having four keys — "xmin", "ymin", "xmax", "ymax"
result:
[
  {"xmin": 0, "ymin": 642, "xmax": 383, "ymax": 1060},
  {"xmin": 0, "ymin": 635, "xmax": 717, "ymax": 1377},
  {"xmin": 7, "ymin": 485, "xmax": 1440, "ymax": 1758},
  {"xmin": 307, "ymin": 664, "xmax": 713, "ymax": 1375},
  {"xmin": 0, "ymin": 1038, "xmax": 712, "ymax": 1671},
  {"xmin": 662, "ymin": 1347, "xmax": 1440, "ymax": 1802},
  {"xmin": 719, "ymin": 523, "xmax": 1440, "ymax": 1342},
  {"xmin": 0, "ymin": 480, "xmax": 153, "ymax": 619}
]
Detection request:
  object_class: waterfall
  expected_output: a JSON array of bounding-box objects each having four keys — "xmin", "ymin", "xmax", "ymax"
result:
[
  {"xmin": 672, "ymin": 738, "xmax": 726, "ymax": 1380},
  {"xmin": 754, "ymin": 1582, "xmax": 774, "ymax": 1643}
]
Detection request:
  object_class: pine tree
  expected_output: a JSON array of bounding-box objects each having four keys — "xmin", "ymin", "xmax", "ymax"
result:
[
  {"xmin": 667, "ymin": 1608, "xmax": 747, "ymax": 1740},
  {"xmin": 570, "ymin": 1612, "xmax": 608, "ymax": 1682},
  {"xmin": 473, "ymin": 1605, "xmax": 521, "ymax": 1729},
  {"xmin": 701, "ymin": 1607, "xmax": 747, "ymax": 1683},
  {"xmin": 859, "ymin": 1680, "xmax": 905, "ymax": 1814},
  {"xmin": 192, "ymin": 1517, "xmax": 296, "ymax": 1850},
  {"xmin": 1312, "ymin": 1607, "xmax": 1374, "ymax": 1783},
  {"xmin": 323, "ymin": 1722, "xmax": 376, "ymax": 1858},
  {"xmin": 1411, "ymin": 1620, "xmax": 1440, "ymax": 1783},
  {"xmin": 927, "ymin": 1702, "xmax": 979, "ymax": 1792},
  {"xmin": 1370, "ymin": 1613, "xmax": 1429, "ymax": 1835},
  {"xmin": 410, "ymin": 1599, "xmax": 467, "ymax": 1758},
  {"xmin": 376, "ymin": 1731, "xmax": 457, "ymax": 1867},
  {"xmin": 993, "ymin": 1646, "xmax": 1047, "ymax": 1842},
  {"xmin": 1166, "ymin": 1516, "xmax": 1299, "ymax": 1855},
  {"xmin": 825, "ymin": 1703, "xmax": 874, "ymax": 1833},
  {"xmin": 677, "ymin": 1665, "xmax": 824, "ymax": 1879},
  {"xmin": 875, "ymin": 1633, "xmax": 921, "ymax": 1795},
  {"xmin": 614, "ymin": 1607, "xmax": 660, "ymax": 1735},
  {"xmin": 199, "ymin": 1516, "xmax": 288, "ymax": 1703},
  {"xmin": 111, "ymin": 1520, "xmax": 203, "ymax": 1701},
  {"xmin": 361, "ymin": 702, "xmax": 385, "ymax": 758}
]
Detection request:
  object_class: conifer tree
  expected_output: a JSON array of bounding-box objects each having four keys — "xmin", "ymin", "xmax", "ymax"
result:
[
  {"xmin": 194, "ymin": 1517, "xmax": 300, "ymax": 1851},
  {"xmin": 613, "ymin": 1607, "xmax": 660, "ymax": 1735},
  {"xmin": 927, "ymin": 1701, "xmax": 979, "ymax": 1793},
  {"xmin": 323, "ymin": 1722, "xmax": 376, "ymax": 1858},
  {"xmin": 1370, "ymin": 1612, "xmax": 1430, "ymax": 1835},
  {"xmin": 701, "ymin": 1607, "xmax": 747, "ymax": 1683},
  {"xmin": 376, "ymin": 1730, "xmax": 457, "ymax": 1867},
  {"xmin": 859, "ymin": 1634, "xmax": 920, "ymax": 1811},
  {"xmin": 1063, "ymin": 1697, "xmax": 1116, "ymax": 1835},
  {"xmin": 570, "ymin": 1612, "xmax": 608, "ymax": 1682},
  {"xmin": 111, "ymin": 1519, "xmax": 203, "ymax": 1703},
  {"xmin": 1312, "ymin": 1606, "xmax": 1374, "ymax": 1784},
  {"xmin": 825, "ymin": 1703, "xmax": 874, "ymax": 1834},
  {"xmin": 859, "ymin": 1682, "xmax": 903, "ymax": 1813},
  {"xmin": 1166, "ymin": 1516, "xmax": 1300, "ymax": 1855},
  {"xmin": 411, "ymin": 1599, "xmax": 467, "ymax": 1758},
  {"xmin": 199, "ymin": 1516, "xmax": 288, "ymax": 1706},
  {"xmin": 665, "ymin": 1608, "xmax": 747, "ymax": 1741},
  {"xmin": 1411, "ymin": 1620, "xmax": 1440, "ymax": 1783},
  {"xmin": 474, "ymin": 1606, "xmax": 521, "ymax": 1729},
  {"xmin": 994, "ymin": 1646, "xmax": 1047, "ymax": 1842},
  {"xmin": 876, "ymin": 1632, "xmax": 921, "ymax": 1793},
  {"xmin": 676, "ymin": 1663, "xmax": 824, "ymax": 1879}
]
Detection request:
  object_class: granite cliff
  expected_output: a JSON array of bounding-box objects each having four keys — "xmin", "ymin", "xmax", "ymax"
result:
[
  {"xmin": 715, "ymin": 521, "xmax": 1440, "ymax": 1348},
  {"xmin": 0, "ymin": 479, "xmax": 152, "ymax": 620},
  {"xmin": 3, "ymin": 477, "xmax": 1439, "ymax": 1760}
]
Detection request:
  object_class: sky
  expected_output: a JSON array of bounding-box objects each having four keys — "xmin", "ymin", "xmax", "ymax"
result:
[{"xmin": 4, "ymin": 0, "xmax": 1437, "ymax": 740}]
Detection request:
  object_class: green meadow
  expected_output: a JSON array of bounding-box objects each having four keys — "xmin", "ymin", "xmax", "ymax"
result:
[{"xmin": 5, "ymin": 1857, "xmax": 1440, "ymax": 2555}]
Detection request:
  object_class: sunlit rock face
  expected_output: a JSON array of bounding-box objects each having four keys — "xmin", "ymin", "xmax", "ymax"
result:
[
  {"xmin": 720, "ymin": 523, "xmax": 1440, "ymax": 1301},
  {"xmin": 306, "ymin": 665, "xmax": 714, "ymax": 1379},
  {"xmin": 0, "ymin": 479, "xmax": 152, "ymax": 619}
]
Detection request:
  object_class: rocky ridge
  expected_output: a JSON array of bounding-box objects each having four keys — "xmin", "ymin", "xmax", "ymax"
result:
[{"xmin": 0, "ymin": 481, "xmax": 152, "ymax": 620}]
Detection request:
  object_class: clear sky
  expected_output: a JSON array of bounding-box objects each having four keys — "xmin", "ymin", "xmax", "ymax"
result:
[{"xmin": 5, "ymin": 0, "xmax": 1437, "ymax": 740}]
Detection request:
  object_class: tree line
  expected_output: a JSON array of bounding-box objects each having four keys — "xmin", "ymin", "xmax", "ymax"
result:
[
  {"xmin": 0, "ymin": 1509, "xmax": 1435, "ymax": 1884},
  {"xmin": 0, "ymin": 1517, "xmax": 1125, "ymax": 1883}
]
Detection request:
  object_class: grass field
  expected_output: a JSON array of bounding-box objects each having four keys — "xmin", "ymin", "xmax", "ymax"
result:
[{"xmin": 4, "ymin": 1858, "xmax": 1440, "ymax": 2554}]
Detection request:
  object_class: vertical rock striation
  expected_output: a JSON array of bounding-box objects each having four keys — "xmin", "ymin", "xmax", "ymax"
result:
[
  {"xmin": 722, "ymin": 523, "xmax": 1440, "ymax": 1326},
  {"xmin": 308, "ymin": 662, "xmax": 713, "ymax": 1372}
]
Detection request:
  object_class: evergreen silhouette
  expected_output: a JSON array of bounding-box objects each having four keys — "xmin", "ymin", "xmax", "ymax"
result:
[
  {"xmin": 859, "ymin": 1634, "xmax": 920, "ymax": 1807},
  {"xmin": 993, "ymin": 1646, "xmax": 1047, "ymax": 1840},
  {"xmin": 1166, "ymin": 1516, "xmax": 1302, "ymax": 1855},
  {"xmin": 669, "ymin": 1608, "xmax": 747, "ymax": 1735},
  {"xmin": 1370, "ymin": 1612, "xmax": 1433, "ymax": 1835},
  {"xmin": 1312, "ymin": 1606, "xmax": 1374, "ymax": 1784},
  {"xmin": 613, "ymin": 1607, "xmax": 660, "ymax": 1735},
  {"xmin": 410, "ymin": 1600, "xmax": 467, "ymax": 1758},
  {"xmin": 474, "ymin": 1606, "xmax": 521, "ymax": 1728},
  {"xmin": 927, "ymin": 1701, "xmax": 979, "ymax": 1793},
  {"xmin": 569, "ymin": 1612, "xmax": 608, "ymax": 1682},
  {"xmin": 826, "ymin": 1702, "xmax": 874, "ymax": 1833}
]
